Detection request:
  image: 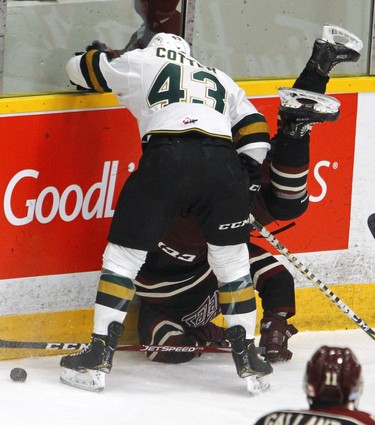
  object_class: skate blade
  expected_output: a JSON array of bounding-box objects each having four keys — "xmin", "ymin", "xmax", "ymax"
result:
[
  {"xmin": 60, "ymin": 368, "xmax": 105, "ymax": 392},
  {"xmin": 245, "ymin": 376, "xmax": 261, "ymax": 395},
  {"xmin": 278, "ymin": 88, "xmax": 340, "ymax": 114},
  {"xmin": 257, "ymin": 375, "xmax": 271, "ymax": 392},
  {"xmin": 245, "ymin": 374, "xmax": 271, "ymax": 396},
  {"xmin": 322, "ymin": 24, "xmax": 363, "ymax": 53}
]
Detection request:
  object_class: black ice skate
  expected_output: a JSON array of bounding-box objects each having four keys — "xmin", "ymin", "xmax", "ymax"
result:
[
  {"xmin": 278, "ymin": 87, "xmax": 340, "ymax": 139},
  {"xmin": 60, "ymin": 321, "xmax": 124, "ymax": 392},
  {"xmin": 225, "ymin": 325, "xmax": 273, "ymax": 395},
  {"xmin": 309, "ymin": 24, "xmax": 363, "ymax": 76}
]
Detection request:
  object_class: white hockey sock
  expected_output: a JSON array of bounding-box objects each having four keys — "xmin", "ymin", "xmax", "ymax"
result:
[
  {"xmin": 93, "ymin": 304, "xmax": 127, "ymax": 335},
  {"xmin": 224, "ymin": 310, "xmax": 257, "ymax": 340}
]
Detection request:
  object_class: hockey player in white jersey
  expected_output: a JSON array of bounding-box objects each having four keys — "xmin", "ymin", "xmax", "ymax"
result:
[{"xmin": 60, "ymin": 33, "xmax": 273, "ymax": 393}]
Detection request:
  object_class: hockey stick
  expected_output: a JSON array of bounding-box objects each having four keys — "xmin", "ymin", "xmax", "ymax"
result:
[
  {"xmin": 249, "ymin": 214, "xmax": 375, "ymax": 341},
  {"xmin": 118, "ymin": 344, "xmax": 232, "ymax": 353},
  {"xmin": 0, "ymin": 338, "xmax": 233, "ymax": 354}
]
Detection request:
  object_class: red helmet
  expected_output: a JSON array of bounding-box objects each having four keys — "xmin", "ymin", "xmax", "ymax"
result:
[
  {"xmin": 148, "ymin": 0, "xmax": 180, "ymax": 13},
  {"xmin": 304, "ymin": 346, "xmax": 363, "ymax": 406}
]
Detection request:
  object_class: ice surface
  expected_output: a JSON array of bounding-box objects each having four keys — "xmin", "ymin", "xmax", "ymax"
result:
[{"xmin": 1, "ymin": 329, "xmax": 374, "ymax": 425}]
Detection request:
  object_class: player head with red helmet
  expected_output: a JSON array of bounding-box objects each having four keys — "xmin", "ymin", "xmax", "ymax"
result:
[
  {"xmin": 148, "ymin": 0, "xmax": 180, "ymax": 13},
  {"xmin": 134, "ymin": 0, "xmax": 180, "ymax": 26},
  {"xmin": 304, "ymin": 345, "xmax": 363, "ymax": 409}
]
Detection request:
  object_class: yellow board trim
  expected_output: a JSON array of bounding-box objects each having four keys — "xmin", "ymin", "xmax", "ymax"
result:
[
  {"xmin": 0, "ymin": 76, "xmax": 374, "ymax": 115},
  {"xmin": 0, "ymin": 92, "xmax": 121, "ymax": 115},
  {"xmin": 236, "ymin": 75, "xmax": 375, "ymax": 96},
  {"xmin": 1, "ymin": 283, "xmax": 373, "ymax": 360}
]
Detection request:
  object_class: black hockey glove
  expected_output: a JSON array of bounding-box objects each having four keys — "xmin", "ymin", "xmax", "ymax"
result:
[
  {"xmin": 86, "ymin": 40, "xmax": 118, "ymax": 60},
  {"xmin": 239, "ymin": 153, "xmax": 262, "ymax": 212}
]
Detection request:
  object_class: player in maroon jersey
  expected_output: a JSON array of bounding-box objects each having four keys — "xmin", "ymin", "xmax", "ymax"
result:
[{"xmin": 254, "ymin": 345, "xmax": 375, "ymax": 425}]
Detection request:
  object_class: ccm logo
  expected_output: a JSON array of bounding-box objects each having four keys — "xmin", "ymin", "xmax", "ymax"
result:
[
  {"xmin": 158, "ymin": 242, "xmax": 196, "ymax": 262},
  {"xmin": 249, "ymin": 184, "xmax": 261, "ymax": 192},
  {"xmin": 218, "ymin": 219, "xmax": 249, "ymax": 230},
  {"xmin": 46, "ymin": 343, "xmax": 87, "ymax": 350}
]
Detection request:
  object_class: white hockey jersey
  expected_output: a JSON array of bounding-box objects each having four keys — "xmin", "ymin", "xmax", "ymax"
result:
[{"xmin": 66, "ymin": 45, "xmax": 270, "ymax": 157}]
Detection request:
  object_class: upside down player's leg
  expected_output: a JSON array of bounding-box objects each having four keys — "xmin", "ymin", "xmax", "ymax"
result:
[
  {"xmin": 262, "ymin": 26, "xmax": 357, "ymax": 218},
  {"xmin": 261, "ymin": 87, "xmax": 340, "ymax": 222},
  {"xmin": 207, "ymin": 243, "xmax": 273, "ymax": 394},
  {"xmin": 293, "ymin": 24, "xmax": 362, "ymax": 94}
]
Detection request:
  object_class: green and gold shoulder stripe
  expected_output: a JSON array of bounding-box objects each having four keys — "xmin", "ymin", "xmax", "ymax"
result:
[
  {"xmin": 79, "ymin": 50, "xmax": 112, "ymax": 94},
  {"xmin": 232, "ymin": 114, "xmax": 270, "ymax": 149}
]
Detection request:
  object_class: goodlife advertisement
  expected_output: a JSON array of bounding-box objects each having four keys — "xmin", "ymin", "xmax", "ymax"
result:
[
  {"xmin": 1, "ymin": 108, "xmax": 141, "ymax": 280},
  {"xmin": 0, "ymin": 94, "xmax": 357, "ymax": 281}
]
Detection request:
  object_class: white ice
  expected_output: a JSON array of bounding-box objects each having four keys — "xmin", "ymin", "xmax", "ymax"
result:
[{"xmin": 1, "ymin": 329, "xmax": 374, "ymax": 425}]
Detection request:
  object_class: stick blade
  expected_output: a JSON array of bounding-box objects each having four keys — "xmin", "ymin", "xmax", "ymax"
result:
[{"xmin": 367, "ymin": 213, "xmax": 375, "ymax": 238}]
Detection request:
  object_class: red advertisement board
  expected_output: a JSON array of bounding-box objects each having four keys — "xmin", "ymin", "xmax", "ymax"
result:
[
  {"xmin": 0, "ymin": 93, "xmax": 357, "ymax": 279},
  {"xmin": 0, "ymin": 108, "xmax": 141, "ymax": 279}
]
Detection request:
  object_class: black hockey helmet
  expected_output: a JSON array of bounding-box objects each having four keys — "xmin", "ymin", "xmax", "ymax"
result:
[{"xmin": 304, "ymin": 345, "xmax": 363, "ymax": 406}]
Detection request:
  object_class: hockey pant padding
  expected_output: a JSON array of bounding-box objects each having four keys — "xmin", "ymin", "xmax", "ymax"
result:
[
  {"xmin": 138, "ymin": 303, "xmax": 202, "ymax": 364},
  {"xmin": 258, "ymin": 269, "xmax": 295, "ymax": 317},
  {"xmin": 249, "ymin": 244, "xmax": 296, "ymax": 317},
  {"xmin": 147, "ymin": 320, "xmax": 197, "ymax": 364},
  {"xmin": 219, "ymin": 275, "xmax": 257, "ymax": 339},
  {"xmin": 207, "ymin": 243, "xmax": 250, "ymax": 283},
  {"xmin": 102, "ymin": 242, "xmax": 148, "ymax": 279}
]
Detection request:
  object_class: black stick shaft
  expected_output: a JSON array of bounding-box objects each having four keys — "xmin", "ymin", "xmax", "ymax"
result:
[
  {"xmin": 250, "ymin": 214, "xmax": 375, "ymax": 341},
  {"xmin": 0, "ymin": 338, "xmax": 233, "ymax": 353}
]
